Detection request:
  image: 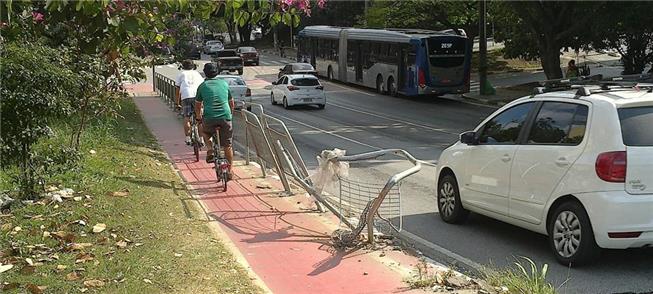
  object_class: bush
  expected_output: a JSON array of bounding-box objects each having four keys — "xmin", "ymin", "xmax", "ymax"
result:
[
  {"xmin": 0, "ymin": 41, "xmax": 82, "ymax": 198},
  {"xmin": 485, "ymin": 257, "xmax": 557, "ymax": 294}
]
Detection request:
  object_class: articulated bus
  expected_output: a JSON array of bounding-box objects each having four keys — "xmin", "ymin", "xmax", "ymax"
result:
[{"xmin": 296, "ymin": 26, "xmax": 472, "ymax": 97}]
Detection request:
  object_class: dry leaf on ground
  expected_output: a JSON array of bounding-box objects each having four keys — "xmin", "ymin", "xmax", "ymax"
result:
[
  {"xmin": 92, "ymin": 223, "xmax": 106, "ymax": 233},
  {"xmin": 75, "ymin": 253, "xmax": 95, "ymax": 264},
  {"xmin": 0, "ymin": 264, "xmax": 14, "ymax": 273},
  {"xmin": 143, "ymin": 279, "xmax": 153, "ymax": 284},
  {"xmin": 65, "ymin": 271, "xmax": 82, "ymax": 281},
  {"xmin": 55, "ymin": 265, "xmax": 67, "ymax": 272},
  {"xmin": 20, "ymin": 265, "xmax": 36, "ymax": 275},
  {"xmin": 68, "ymin": 243, "xmax": 93, "ymax": 251},
  {"xmin": 83, "ymin": 279, "xmax": 105, "ymax": 288},
  {"xmin": 109, "ymin": 189, "xmax": 129, "ymax": 197},
  {"xmin": 115, "ymin": 240, "xmax": 128, "ymax": 249},
  {"xmin": 25, "ymin": 284, "xmax": 46, "ymax": 294}
]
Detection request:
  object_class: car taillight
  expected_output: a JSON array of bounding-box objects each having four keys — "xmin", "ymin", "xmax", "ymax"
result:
[
  {"xmin": 287, "ymin": 85, "xmax": 299, "ymax": 91},
  {"xmin": 595, "ymin": 151, "xmax": 627, "ymax": 182},
  {"xmin": 246, "ymin": 88, "xmax": 251, "ymax": 96},
  {"xmin": 418, "ymin": 68, "xmax": 426, "ymax": 88},
  {"xmin": 315, "ymin": 85, "xmax": 324, "ymax": 90}
]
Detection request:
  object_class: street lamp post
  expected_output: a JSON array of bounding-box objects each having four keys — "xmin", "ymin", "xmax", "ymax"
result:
[{"xmin": 478, "ymin": 0, "xmax": 489, "ymax": 95}]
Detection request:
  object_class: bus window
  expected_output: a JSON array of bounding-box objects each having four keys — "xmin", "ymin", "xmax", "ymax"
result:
[{"xmin": 427, "ymin": 37, "xmax": 466, "ymax": 68}]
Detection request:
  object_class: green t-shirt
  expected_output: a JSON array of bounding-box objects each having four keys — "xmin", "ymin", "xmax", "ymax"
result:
[{"xmin": 195, "ymin": 78, "xmax": 233, "ymax": 120}]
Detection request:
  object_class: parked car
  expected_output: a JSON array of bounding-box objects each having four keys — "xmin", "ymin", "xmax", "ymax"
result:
[
  {"xmin": 236, "ymin": 46, "xmax": 260, "ymax": 66},
  {"xmin": 435, "ymin": 80, "xmax": 653, "ymax": 265},
  {"xmin": 186, "ymin": 43, "xmax": 202, "ymax": 60},
  {"xmin": 204, "ymin": 40, "xmax": 224, "ymax": 54},
  {"xmin": 212, "ymin": 50, "xmax": 244, "ymax": 75},
  {"xmin": 154, "ymin": 46, "xmax": 175, "ymax": 65},
  {"xmin": 216, "ymin": 75, "xmax": 251, "ymax": 108},
  {"xmin": 278, "ymin": 63, "xmax": 316, "ymax": 79},
  {"xmin": 270, "ymin": 74, "xmax": 326, "ymax": 109}
]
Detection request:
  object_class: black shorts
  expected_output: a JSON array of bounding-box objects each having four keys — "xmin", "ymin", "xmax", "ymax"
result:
[{"xmin": 202, "ymin": 119, "xmax": 233, "ymax": 147}]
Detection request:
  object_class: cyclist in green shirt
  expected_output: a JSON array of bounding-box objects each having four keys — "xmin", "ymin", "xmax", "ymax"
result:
[{"xmin": 195, "ymin": 63, "xmax": 235, "ymax": 176}]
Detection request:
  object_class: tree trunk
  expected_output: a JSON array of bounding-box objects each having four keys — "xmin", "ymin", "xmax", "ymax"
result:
[
  {"xmin": 238, "ymin": 23, "xmax": 252, "ymax": 45},
  {"xmin": 539, "ymin": 39, "xmax": 563, "ymax": 79}
]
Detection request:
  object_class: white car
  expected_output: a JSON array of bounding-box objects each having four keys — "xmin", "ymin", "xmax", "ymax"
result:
[
  {"xmin": 216, "ymin": 75, "xmax": 251, "ymax": 108},
  {"xmin": 270, "ymin": 74, "xmax": 326, "ymax": 109},
  {"xmin": 436, "ymin": 81, "xmax": 653, "ymax": 265},
  {"xmin": 204, "ymin": 40, "xmax": 224, "ymax": 54}
]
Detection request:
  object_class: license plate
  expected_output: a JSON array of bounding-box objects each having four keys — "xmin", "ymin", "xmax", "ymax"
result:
[{"xmin": 302, "ymin": 98, "xmax": 312, "ymax": 102}]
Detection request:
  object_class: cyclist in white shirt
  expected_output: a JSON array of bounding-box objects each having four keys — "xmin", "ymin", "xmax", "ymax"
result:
[{"xmin": 175, "ymin": 60, "xmax": 205, "ymax": 145}]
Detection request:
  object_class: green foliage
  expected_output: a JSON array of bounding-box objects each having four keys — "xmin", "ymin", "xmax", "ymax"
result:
[
  {"xmin": 0, "ymin": 42, "xmax": 81, "ymax": 198},
  {"xmin": 485, "ymin": 257, "xmax": 557, "ymax": 294},
  {"xmin": 589, "ymin": 2, "xmax": 653, "ymax": 74},
  {"xmin": 362, "ymin": 0, "xmax": 478, "ymax": 38}
]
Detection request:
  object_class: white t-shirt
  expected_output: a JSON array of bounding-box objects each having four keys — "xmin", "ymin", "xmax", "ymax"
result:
[{"xmin": 175, "ymin": 70, "xmax": 204, "ymax": 100}]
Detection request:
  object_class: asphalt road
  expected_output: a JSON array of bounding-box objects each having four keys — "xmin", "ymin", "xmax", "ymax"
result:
[{"xmin": 153, "ymin": 53, "xmax": 653, "ymax": 294}]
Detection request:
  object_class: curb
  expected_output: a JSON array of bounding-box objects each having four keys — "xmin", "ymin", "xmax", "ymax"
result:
[
  {"xmin": 393, "ymin": 229, "xmax": 485, "ymax": 277},
  {"xmin": 460, "ymin": 93, "xmax": 509, "ymax": 107}
]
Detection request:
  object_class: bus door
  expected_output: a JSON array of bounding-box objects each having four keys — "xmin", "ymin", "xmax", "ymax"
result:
[{"xmin": 397, "ymin": 47, "xmax": 406, "ymax": 91}]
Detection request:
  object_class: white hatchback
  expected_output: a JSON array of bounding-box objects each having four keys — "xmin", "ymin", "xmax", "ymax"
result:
[
  {"xmin": 270, "ymin": 74, "xmax": 326, "ymax": 109},
  {"xmin": 436, "ymin": 82, "xmax": 653, "ymax": 265},
  {"xmin": 215, "ymin": 75, "xmax": 251, "ymax": 108}
]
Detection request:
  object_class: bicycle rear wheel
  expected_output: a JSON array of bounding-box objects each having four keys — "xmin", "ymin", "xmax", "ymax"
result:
[
  {"xmin": 193, "ymin": 142, "xmax": 199, "ymax": 162},
  {"xmin": 221, "ymin": 172, "xmax": 228, "ymax": 192}
]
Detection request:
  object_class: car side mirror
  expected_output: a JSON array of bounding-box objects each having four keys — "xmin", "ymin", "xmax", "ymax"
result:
[
  {"xmin": 460, "ymin": 131, "xmax": 477, "ymax": 145},
  {"xmin": 271, "ymin": 81, "xmax": 277, "ymax": 85},
  {"xmin": 279, "ymin": 68, "xmax": 283, "ymax": 71}
]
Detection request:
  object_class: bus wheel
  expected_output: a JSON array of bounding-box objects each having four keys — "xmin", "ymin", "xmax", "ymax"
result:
[
  {"xmin": 387, "ymin": 76, "xmax": 398, "ymax": 97},
  {"xmin": 376, "ymin": 75, "xmax": 384, "ymax": 94},
  {"xmin": 327, "ymin": 66, "xmax": 334, "ymax": 80}
]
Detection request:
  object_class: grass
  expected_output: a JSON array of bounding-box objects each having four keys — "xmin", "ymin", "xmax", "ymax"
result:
[
  {"xmin": 0, "ymin": 98, "xmax": 261, "ymax": 293},
  {"xmin": 472, "ymin": 49, "xmax": 542, "ymax": 74},
  {"xmin": 405, "ymin": 259, "xmax": 455, "ymax": 289},
  {"xmin": 484, "ymin": 257, "xmax": 557, "ymax": 294}
]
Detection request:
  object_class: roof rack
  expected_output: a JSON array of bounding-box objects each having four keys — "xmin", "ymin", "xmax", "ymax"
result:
[{"xmin": 531, "ymin": 74, "xmax": 652, "ymax": 97}]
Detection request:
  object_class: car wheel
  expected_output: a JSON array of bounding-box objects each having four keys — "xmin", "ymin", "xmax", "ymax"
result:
[
  {"xmin": 376, "ymin": 75, "xmax": 384, "ymax": 94},
  {"xmin": 256, "ymin": 61, "xmax": 260, "ymax": 66},
  {"xmin": 271, "ymin": 92, "xmax": 277, "ymax": 105},
  {"xmin": 437, "ymin": 173, "xmax": 469, "ymax": 224},
  {"xmin": 238, "ymin": 69, "xmax": 243, "ymax": 75},
  {"xmin": 283, "ymin": 97, "xmax": 289, "ymax": 109},
  {"xmin": 327, "ymin": 66, "xmax": 334, "ymax": 80},
  {"xmin": 387, "ymin": 76, "xmax": 397, "ymax": 97},
  {"xmin": 318, "ymin": 104, "xmax": 325, "ymax": 109},
  {"xmin": 548, "ymin": 201, "xmax": 600, "ymax": 266}
]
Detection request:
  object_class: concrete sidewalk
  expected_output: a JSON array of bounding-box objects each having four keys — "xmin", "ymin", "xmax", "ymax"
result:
[{"xmin": 129, "ymin": 88, "xmax": 428, "ymax": 293}]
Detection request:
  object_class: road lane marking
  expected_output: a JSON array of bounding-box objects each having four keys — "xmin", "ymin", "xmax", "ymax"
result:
[
  {"xmin": 326, "ymin": 102, "xmax": 459, "ymax": 135},
  {"xmin": 322, "ymin": 81, "xmax": 375, "ymax": 96},
  {"xmin": 268, "ymin": 111, "xmax": 439, "ymax": 167}
]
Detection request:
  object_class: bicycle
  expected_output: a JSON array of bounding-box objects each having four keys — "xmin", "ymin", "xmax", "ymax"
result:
[
  {"xmin": 210, "ymin": 128, "xmax": 230, "ymax": 192},
  {"xmin": 190, "ymin": 113, "xmax": 202, "ymax": 162}
]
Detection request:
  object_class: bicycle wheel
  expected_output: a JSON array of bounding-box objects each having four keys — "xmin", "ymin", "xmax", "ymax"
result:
[
  {"xmin": 221, "ymin": 172, "xmax": 228, "ymax": 192},
  {"xmin": 193, "ymin": 142, "xmax": 199, "ymax": 162}
]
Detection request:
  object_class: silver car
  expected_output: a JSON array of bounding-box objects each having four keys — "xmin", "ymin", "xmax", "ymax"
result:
[{"xmin": 216, "ymin": 75, "xmax": 251, "ymax": 108}]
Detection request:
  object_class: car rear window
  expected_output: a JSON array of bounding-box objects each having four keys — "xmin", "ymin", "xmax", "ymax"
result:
[
  {"xmin": 292, "ymin": 64, "xmax": 314, "ymax": 71},
  {"xmin": 291, "ymin": 78, "xmax": 319, "ymax": 86},
  {"xmin": 239, "ymin": 47, "xmax": 256, "ymax": 52},
  {"xmin": 618, "ymin": 106, "xmax": 653, "ymax": 146},
  {"xmin": 216, "ymin": 50, "xmax": 238, "ymax": 57}
]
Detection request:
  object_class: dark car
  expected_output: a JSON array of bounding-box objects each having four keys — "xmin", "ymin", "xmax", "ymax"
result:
[
  {"xmin": 236, "ymin": 46, "xmax": 259, "ymax": 66},
  {"xmin": 212, "ymin": 49, "xmax": 244, "ymax": 75},
  {"xmin": 278, "ymin": 63, "xmax": 316, "ymax": 79},
  {"xmin": 186, "ymin": 44, "xmax": 202, "ymax": 60}
]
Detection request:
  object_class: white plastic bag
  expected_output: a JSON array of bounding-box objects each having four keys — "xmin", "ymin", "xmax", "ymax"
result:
[{"xmin": 311, "ymin": 149, "xmax": 349, "ymax": 196}]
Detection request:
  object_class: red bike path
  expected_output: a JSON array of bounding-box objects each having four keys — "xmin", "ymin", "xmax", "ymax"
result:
[{"xmin": 129, "ymin": 89, "xmax": 425, "ymax": 294}]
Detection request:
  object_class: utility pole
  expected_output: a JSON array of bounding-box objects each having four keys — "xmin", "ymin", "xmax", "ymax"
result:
[
  {"xmin": 364, "ymin": 0, "xmax": 369, "ymax": 26},
  {"xmin": 478, "ymin": 0, "xmax": 488, "ymax": 95}
]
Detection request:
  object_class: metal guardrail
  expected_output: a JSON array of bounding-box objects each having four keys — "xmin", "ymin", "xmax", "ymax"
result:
[{"xmin": 154, "ymin": 72, "xmax": 177, "ymax": 109}]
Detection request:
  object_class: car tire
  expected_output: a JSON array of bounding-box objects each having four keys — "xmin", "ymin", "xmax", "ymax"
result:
[
  {"xmin": 376, "ymin": 75, "xmax": 384, "ymax": 94},
  {"xmin": 437, "ymin": 173, "xmax": 469, "ymax": 224},
  {"xmin": 318, "ymin": 104, "xmax": 325, "ymax": 109},
  {"xmin": 238, "ymin": 69, "xmax": 243, "ymax": 75},
  {"xmin": 283, "ymin": 97, "xmax": 289, "ymax": 109},
  {"xmin": 256, "ymin": 61, "xmax": 260, "ymax": 66},
  {"xmin": 548, "ymin": 201, "xmax": 601, "ymax": 266},
  {"xmin": 271, "ymin": 92, "xmax": 277, "ymax": 105},
  {"xmin": 387, "ymin": 76, "xmax": 398, "ymax": 97}
]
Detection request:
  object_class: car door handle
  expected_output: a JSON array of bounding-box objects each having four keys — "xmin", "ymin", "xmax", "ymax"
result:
[
  {"xmin": 501, "ymin": 154, "xmax": 511, "ymax": 162},
  {"xmin": 555, "ymin": 157, "xmax": 570, "ymax": 167}
]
